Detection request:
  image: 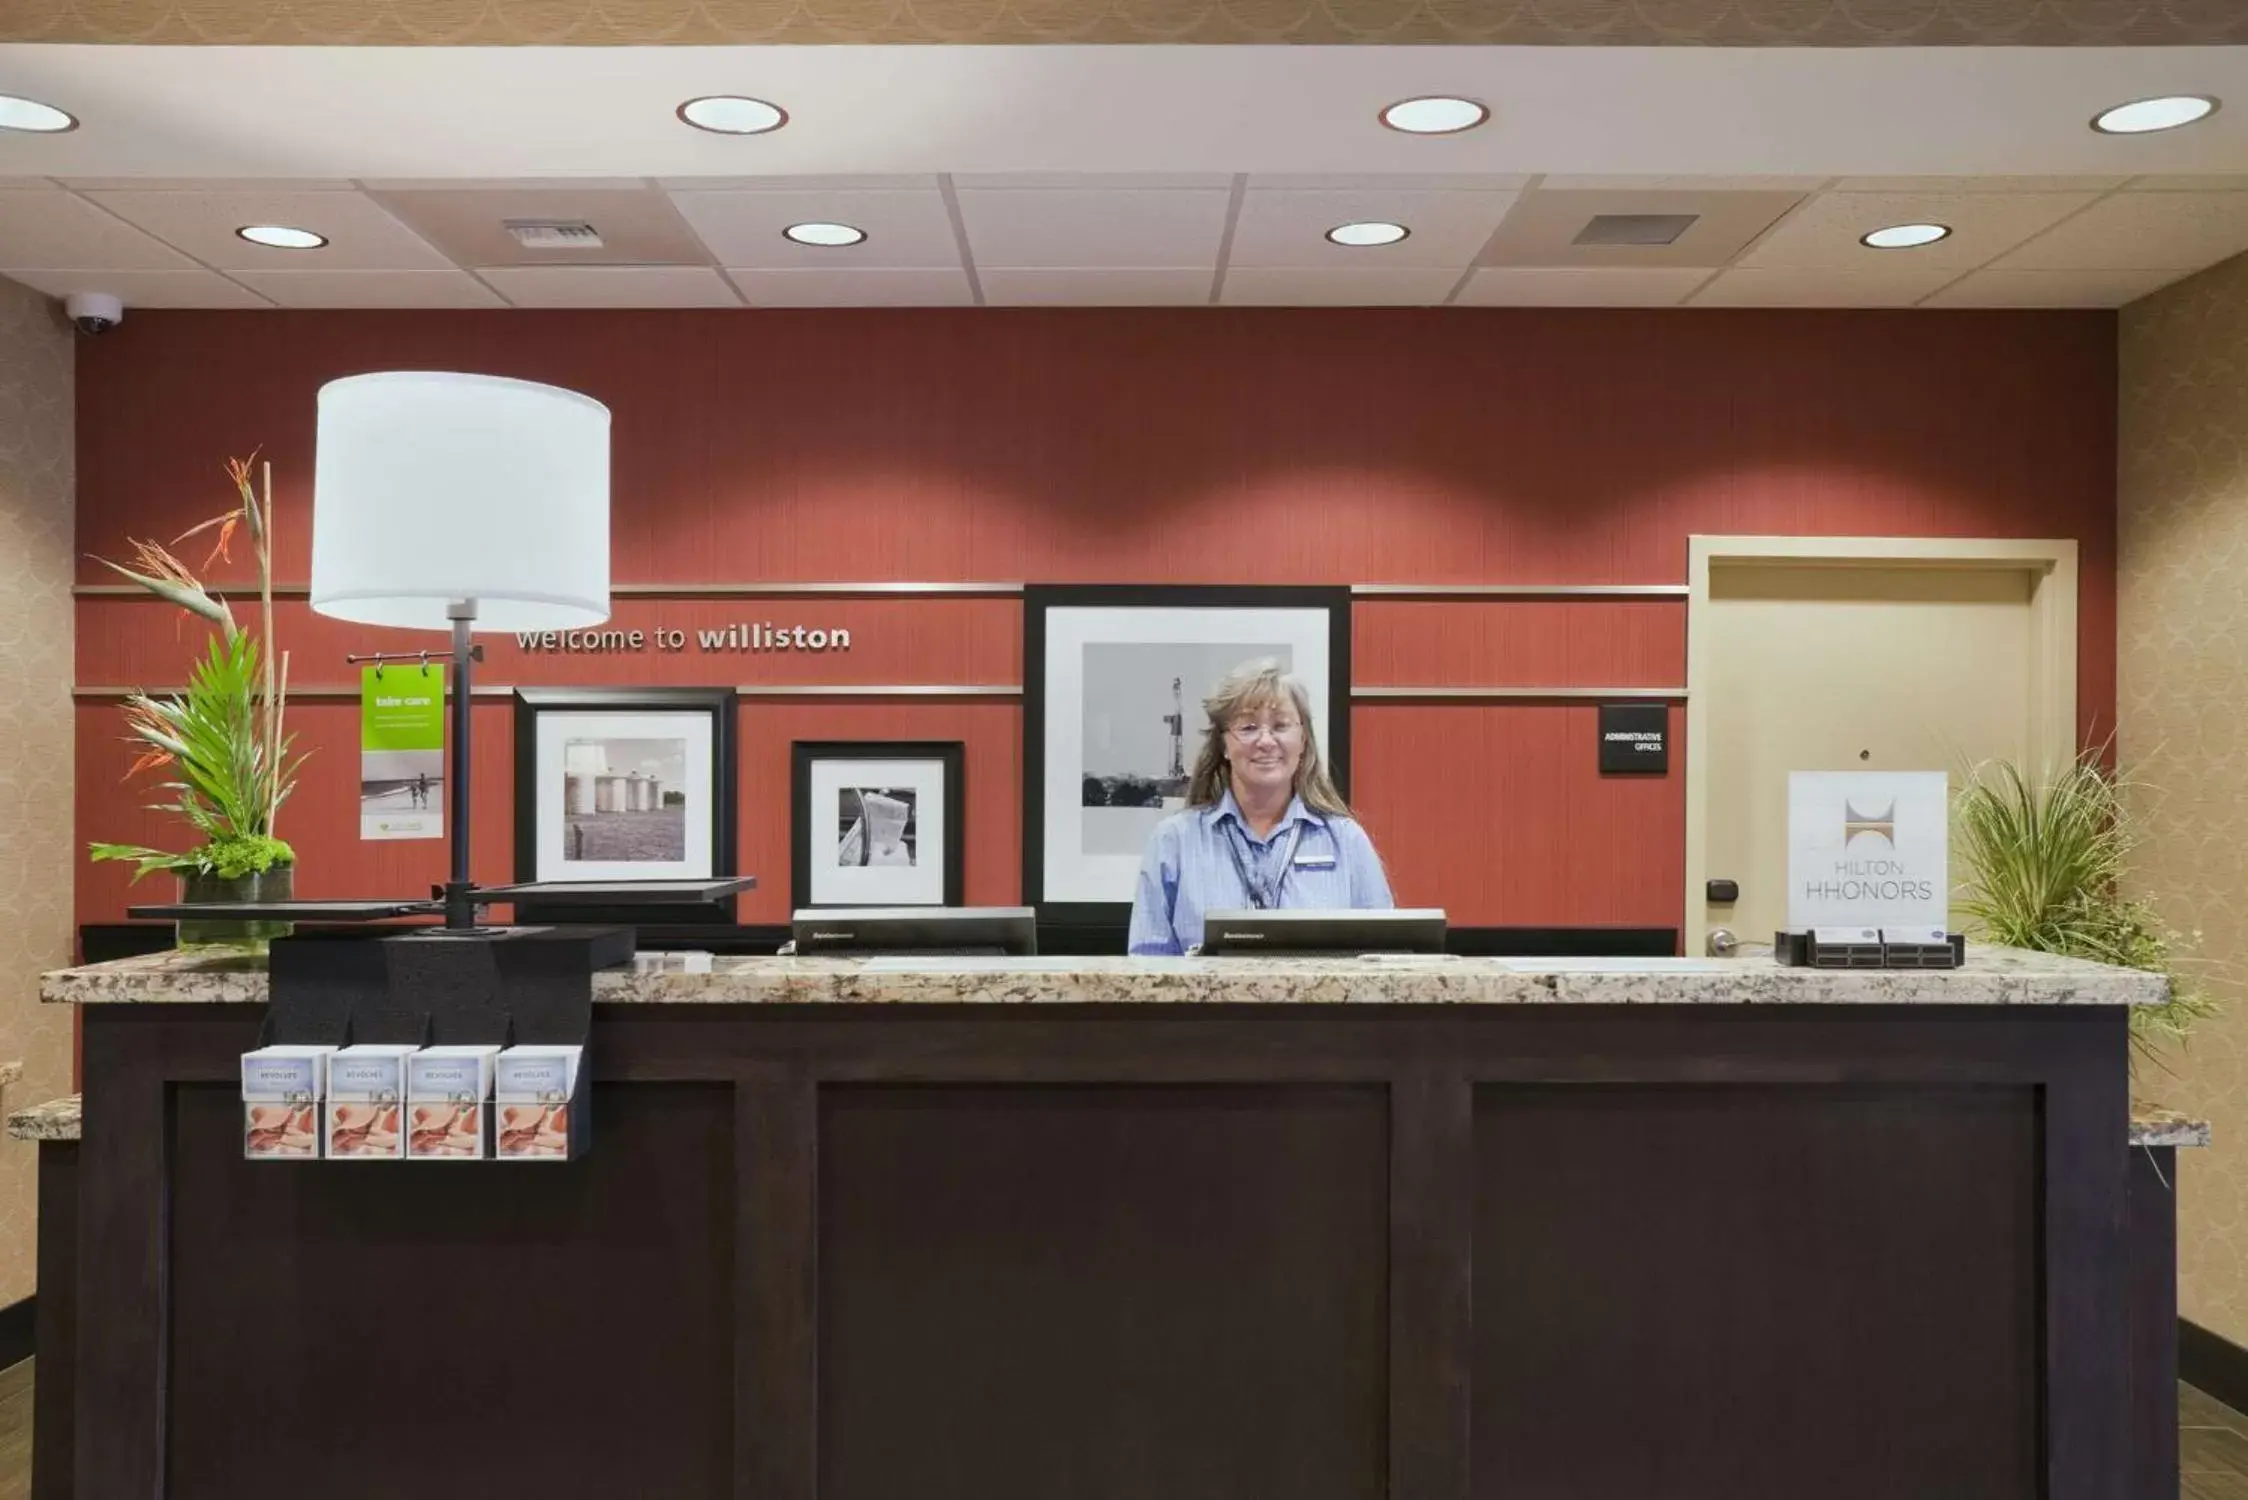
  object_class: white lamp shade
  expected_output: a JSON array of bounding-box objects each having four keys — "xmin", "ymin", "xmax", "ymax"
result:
[{"xmin": 311, "ymin": 371, "xmax": 612, "ymax": 633}]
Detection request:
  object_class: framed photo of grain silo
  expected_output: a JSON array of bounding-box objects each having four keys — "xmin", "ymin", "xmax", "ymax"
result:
[
  {"xmin": 1022, "ymin": 585, "xmax": 1352, "ymax": 929},
  {"xmin": 510, "ymin": 687, "xmax": 739, "ymax": 924},
  {"xmin": 791, "ymin": 740, "xmax": 965, "ymax": 910}
]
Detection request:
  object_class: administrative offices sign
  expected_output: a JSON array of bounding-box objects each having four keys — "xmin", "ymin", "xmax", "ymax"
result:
[
  {"xmin": 1785, "ymin": 771, "xmax": 1948, "ymax": 932},
  {"xmin": 515, "ymin": 622, "xmax": 854, "ymax": 655}
]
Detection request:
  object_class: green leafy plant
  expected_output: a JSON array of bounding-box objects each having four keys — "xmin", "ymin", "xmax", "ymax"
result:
[
  {"xmin": 1952, "ymin": 753, "xmax": 2212, "ymax": 1061},
  {"xmin": 87, "ymin": 457, "xmax": 304, "ymax": 883}
]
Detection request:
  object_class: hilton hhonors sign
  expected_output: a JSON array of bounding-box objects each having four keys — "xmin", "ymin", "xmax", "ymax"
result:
[{"xmin": 1785, "ymin": 772, "xmax": 1949, "ymax": 932}]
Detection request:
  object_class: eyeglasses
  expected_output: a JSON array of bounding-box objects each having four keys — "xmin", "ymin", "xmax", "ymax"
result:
[{"xmin": 1226, "ymin": 719, "xmax": 1303, "ymax": 744}]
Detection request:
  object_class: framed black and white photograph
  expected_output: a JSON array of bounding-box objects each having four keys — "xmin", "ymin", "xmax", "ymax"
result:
[
  {"xmin": 1023, "ymin": 585, "xmax": 1351, "ymax": 924},
  {"xmin": 512, "ymin": 687, "xmax": 739, "ymax": 922},
  {"xmin": 792, "ymin": 741, "xmax": 964, "ymax": 910}
]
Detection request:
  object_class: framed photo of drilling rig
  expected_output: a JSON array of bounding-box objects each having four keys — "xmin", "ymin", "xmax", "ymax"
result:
[
  {"xmin": 1022, "ymin": 585, "xmax": 1352, "ymax": 926},
  {"xmin": 511, "ymin": 686, "xmax": 741, "ymax": 923},
  {"xmin": 792, "ymin": 740, "xmax": 965, "ymax": 910}
]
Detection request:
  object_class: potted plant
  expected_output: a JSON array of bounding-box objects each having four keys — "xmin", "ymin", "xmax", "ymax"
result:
[
  {"xmin": 1952, "ymin": 752, "xmax": 2212, "ymax": 1065},
  {"xmin": 88, "ymin": 457, "xmax": 305, "ymax": 950}
]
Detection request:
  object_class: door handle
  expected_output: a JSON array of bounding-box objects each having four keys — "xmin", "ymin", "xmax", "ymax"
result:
[{"xmin": 1706, "ymin": 927, "xmax": 1739, "ymax": 958}]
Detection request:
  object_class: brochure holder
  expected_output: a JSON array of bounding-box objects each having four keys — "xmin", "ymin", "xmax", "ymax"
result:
[
  {"xmin": 1773, "ymin": 929, "xmax": 1966, "ymax": 970},
  {"xmin": 257, "ymin": 924, "xmax": 631, "ymax": 1160}
]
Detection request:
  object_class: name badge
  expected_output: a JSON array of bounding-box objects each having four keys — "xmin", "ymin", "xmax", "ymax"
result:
[{"xmin": 1293, "ymin": 853, "xmax": 1338, "ymax": 870}]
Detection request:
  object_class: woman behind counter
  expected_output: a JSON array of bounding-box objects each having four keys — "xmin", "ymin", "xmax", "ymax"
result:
[{"xmin": 1127, "ymin": 658, "xmax": 1393, "ymax": 956}]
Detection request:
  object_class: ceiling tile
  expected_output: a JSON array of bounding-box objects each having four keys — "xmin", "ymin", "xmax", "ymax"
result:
[
  {"xmin": 1482, "ymin": 188, "xmax": 1804, "ymax": 269},
  {"xmin": 1688, "ymin": 266, "xmax": 1958, "ymax": 307},
  {"xmin": 356, "ymin": 178, "xmax": 653, "ymax": 192},
  {"xmin": 81, "ymin": 189, "xmax": 450, "ymax": 271},
  {"xmin": 1737, "ymin": 191, "xmax": 2095, "ymax": 270},
  {"xmin": 1830, "ymin": 175, "xmax": 2129, "ymax": 193},
  {"xmin": 0, "ymin": 178, "xmax": 54, "ymax": 190},
  {"xmin": 1921, "ymin": 266, "xmax": 2185, "ymax": 309},
  {"xmin": 1536, "ymin": 174, "xmax": 1829, "ymax": 192},
  {"xmin": 950, "ymin": 173, "xmax": 1235, "ymax": 191},
  {"xmin": 654, "ymin": 175, "xmax": 941, "ymax": 192},
  {"xmin": 672, "ymin": 188, "xmax": 959, "ymax": 269},
  {"xmin": 1991, "ymin": 192, "xmax": 2248, "ymax": 271},
  {"xmin": 2125, "ymin": 175, "xmax": 2248, "ymax": 192},
  {"xmin": 59, "ymin": 177, "xmax": 359, "ymax": 192},
  {"xmin": 1220, "ymin": 267, "xmax": 1458, "ymax": 306},
  {"xmin": 230, "ymin": 269, "xmax": 506, "ymax": 308},
  {"xmin": 1454, "ymin": 266, "xmax": 1712, "ymax": 307},
  {"xmin": 2, "ymin": 268, "xmax": 268, "ymax": 308},
  {"xmin": 373, "ymin": 186, "xmax": 710, "ymax": 268},
  {"xmin": 725, "ymin": 267, "xmax": 974, "ymax": 307},
  {"xmin": 1248, "ymin": 174, "xmax": 1531, "ymax": 191},
  {"xmin": 955, "ymin": 188, "xmax": 1230, "ymax": 269},
  {"xmin": 478, "ymin": 266, "xmax": 741, "ymax": 308},
  {"xmin": 0, "ymin": 189, "xmax": 196, "ymax": 272},
  {"xmin": 1229, "ymin": 188, "xmax": 1517, "ymax": 269},
  {"xmin": 980, "ymin": 268, "xmax": 1212, "ymax": 306}
]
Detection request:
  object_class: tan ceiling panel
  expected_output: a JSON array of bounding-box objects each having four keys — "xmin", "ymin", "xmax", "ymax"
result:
[
  {"xmin": 1250, "ymin": 174, "xmax": 1532, "ymax": 192},
  {"xmin": 1220, "ymin": 267, "xmax": 1458, "ymax": 306},
  {"xmin": 1690, "ymin": 265, "xmax": 1959, "ymax": 307},
  {"xmin": 8, "ymin": 0, "xmax": 2244, "ymax": 43},
  {"xmin": 0, "ymin": 189, "xmax": 197, "ymax": 272},
  {"xmin": 370, "ymin": 186, "xmax": 709, "ymax": 268},
  {"xmin": 950, "ymin": 174, "xmax": 1236, "ymax": 191},
  {"xmin": 478, "ymin": 265, "xmax": 742, "ymax": 307},
  {"xmin": 1454, "ymin": 266, "xmax": 1712, "ymax": 307},
  {"xmin": 1922, "ymin": 266, "xmax": 2185, "ymax": 309},
  {"xmin": 1230, "ymin": 188, "xmax": 1518, "ymax": 269},
  {"xmin": 956, "ymin": 188, "xmax": 1231, "ymax": 270},
  {"xmin": 671, "ymin": 188, "xmax": 960, "ymax": 269},
  {"xmin": 2, "ymin": 267, "xmax": 269, "ymax": 308},
  {"xmin": 1535, "ymin": 175, "xmax": 1828, "ymax": 192},
  {"xmin": 231, "ymin": 269, "xmax": 508, "ymax": 308},
  {"xmin": 980, "ymin": 268, "xmax": 1213, "ymax": 306},
  {"xmin": 1831, "ymin": 175, "xmax": 2129, "ymax": 193},
  {"xmin": 1480, "ymin": 188, "xmax": 1804, "ymax": 269},
  {"xmin": 1992, "ymin": 192, "xmax": 2248, "ymax": 271},
  {"xmin": 82, "ymin": 189, "xmax": 451, "ymax": 271},
  {"xmin": 725, "ymin": 267, "xmax": 975, "ymax": 307},
  {"xmin": 1737, "ymin": 191, "xmax": 2095, "ymax": 271}
]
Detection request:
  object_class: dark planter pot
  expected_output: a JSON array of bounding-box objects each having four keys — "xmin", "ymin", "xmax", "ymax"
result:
[{"xmin": 177, "ymin": 864, "xmax": 294, "ymax": 951}]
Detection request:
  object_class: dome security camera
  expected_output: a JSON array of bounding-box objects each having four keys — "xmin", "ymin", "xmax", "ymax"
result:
[{"xmin": 63, "ymin": 291, "xmax": 122, "ymax": 335}]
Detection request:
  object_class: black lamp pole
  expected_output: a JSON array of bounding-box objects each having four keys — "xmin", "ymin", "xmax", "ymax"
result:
[{"xmin": 443, "ymin": 599, "xmax": 481, "ymax": 930}]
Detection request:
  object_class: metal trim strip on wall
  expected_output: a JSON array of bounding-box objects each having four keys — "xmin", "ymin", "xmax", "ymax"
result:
[
  {"xmin": 1351, "ymin": 686, "xmax": 1689, "ymax": 700},
  {"xmin": 77, "ymin": 581, "xmax": 1687, "ymax": 601},
  {"xmin": 1350, "ymin": 584, "xmax": 1689, "ymax": 598},
  {"xmin": 73, "ymin": 683, "xmax": 1025, "ymax": 701}
]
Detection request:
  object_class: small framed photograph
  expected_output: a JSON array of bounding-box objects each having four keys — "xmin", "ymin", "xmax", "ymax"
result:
[
  {"xmin": 1023, "ymin": 584, "xmax": 1351, "ymax": 925},
  {"xmin": 511, "ymin": 687, "xmax": 739, "ymax": 923},
  {"xmin": 792, "ymin": 741, "xmax": 964, "ymax": 910}
]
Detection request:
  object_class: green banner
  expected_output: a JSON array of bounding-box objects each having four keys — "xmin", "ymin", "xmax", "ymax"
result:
[{"xmin": 360, "ymin": 664, "xmax": 444, "ymax": 841}]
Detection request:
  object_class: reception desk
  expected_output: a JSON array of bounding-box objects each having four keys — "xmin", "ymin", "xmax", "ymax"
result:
[{"xmin": 38, "ymin": 946, "xmax": 2164, "ymax": 1500}]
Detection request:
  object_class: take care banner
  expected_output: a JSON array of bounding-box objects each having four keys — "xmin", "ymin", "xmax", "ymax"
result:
[{"xmin": 360, "ymin": 664, "xmax": 445, "ymax": 841}]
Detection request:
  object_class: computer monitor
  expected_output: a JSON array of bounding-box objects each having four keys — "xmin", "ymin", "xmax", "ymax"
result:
[
  {"xmin": 789, "ymin": 906, "xmax": 1038, "ymax": 957},
  {"xmin": 1194, "ymin": 908, "xmax": 1449, "ymax": 956}
]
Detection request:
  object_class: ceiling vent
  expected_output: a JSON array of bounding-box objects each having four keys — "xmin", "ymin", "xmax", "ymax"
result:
[
  {"xmin": 504, "ymin": 219, "xmax": 604, "ymax": 250},
  {"xmin": 1573, "ymin": 213, "xmax": 1698, "ymax": 247}
]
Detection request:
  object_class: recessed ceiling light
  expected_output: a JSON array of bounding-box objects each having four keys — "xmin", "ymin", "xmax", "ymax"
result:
[
  {"xmin": 783, "ymin": 221, "xmax": 866, "ymax": 247},
  {"xmin": 2092, "ymin": 94, "xmax": 2219, "ymax": 135},
  {"xmin": 1327, "ymin": 221, "xmax": 1410, "ymax": 247},
  {"xmin": 236, "ymin": 225, "xmax": 328, "ymax": 250},
  {"xmin": 677, "ymin": 95, "xmax": 787, "ymax": 135},
  {"xmin": 0, "ymin": 94, "xmax": 76, "ymax": 133},
  {"xmin": 1379, "ymin": 96, "xmax": 1489, "ymax": 135},
  {"xmin": 1860, "ymin": 222, "xmax": 1951, "ymax": 250}
]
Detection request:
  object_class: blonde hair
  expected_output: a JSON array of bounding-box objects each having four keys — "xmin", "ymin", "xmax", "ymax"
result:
[{"xmin": 1185, "ymin": 658, "xmax": 1351, "ymax": 817}]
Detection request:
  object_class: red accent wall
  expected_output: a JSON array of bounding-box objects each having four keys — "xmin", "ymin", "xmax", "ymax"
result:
[{"xmin": 72, "ymin": 308, "xmax": 2118, "ymax": 934}]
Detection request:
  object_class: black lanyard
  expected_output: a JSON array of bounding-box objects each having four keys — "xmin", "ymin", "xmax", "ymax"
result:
[{"xmin": 1222, "ymin": 819, "xmax": 1304, "ymax": 910}]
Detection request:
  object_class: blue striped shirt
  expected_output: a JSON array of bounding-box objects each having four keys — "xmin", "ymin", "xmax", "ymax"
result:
[{"xmin": 1127, "ymin": 791, "xmax": 1394, "ymax": 956}]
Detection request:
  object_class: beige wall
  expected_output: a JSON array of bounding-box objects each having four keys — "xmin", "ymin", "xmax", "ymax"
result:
[
  {"xmin": 2120, "ymin": 250, "xmax": 2248, "ymax": 1342},
  {"xmin": 0, "ymin": 279, "xmax": 76, "ymax": 1304}
]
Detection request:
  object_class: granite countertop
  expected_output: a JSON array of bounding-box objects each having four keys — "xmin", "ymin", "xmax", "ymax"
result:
[
  {"xmin": 8, "ymin": 1095, "xmax": 80, "ymax": 1143},
  {"xmin": 4, "ymin": 1088, "xmax": 2206, "ymax": 1148},
  {"xmin": 42, "ymin": 943, "xmax": 2169, "ymax": 1008}
]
